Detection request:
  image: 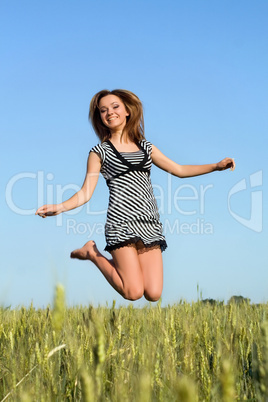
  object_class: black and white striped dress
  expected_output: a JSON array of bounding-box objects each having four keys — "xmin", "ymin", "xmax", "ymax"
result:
[{"xmin": 90, "ymin": 139, "xmax": 167, "ymax": 253}]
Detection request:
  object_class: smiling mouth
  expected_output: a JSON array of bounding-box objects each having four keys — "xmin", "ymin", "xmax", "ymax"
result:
[{"xmin": 108, "ymin": 117, "xmax": 117, "ymax": 122}]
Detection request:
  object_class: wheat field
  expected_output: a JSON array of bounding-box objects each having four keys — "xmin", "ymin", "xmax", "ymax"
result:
[{"xmin": 1, "ymin": 285, "xmax": 268, "ymax": 401}]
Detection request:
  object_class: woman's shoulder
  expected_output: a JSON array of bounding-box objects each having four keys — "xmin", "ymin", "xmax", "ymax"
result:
[
  {"xmin": 139, "ymin": 138, "xmax": 153, "ymax": 154},
  {"xmin": 89, "ymin": 142, "xmax": 110, "ymax": 163},
  {"xmin": 140, "ymin": 137, "xmax": 151, "ymax": 143},
  {"xmin": 90, "ymin": 141, "xmax": 109, "ymax": 152}
]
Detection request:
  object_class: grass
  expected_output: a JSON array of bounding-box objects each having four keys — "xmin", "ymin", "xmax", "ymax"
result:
[{"xmin": 0, "ymin": 285, "xmax": 268, "ymax": 401}]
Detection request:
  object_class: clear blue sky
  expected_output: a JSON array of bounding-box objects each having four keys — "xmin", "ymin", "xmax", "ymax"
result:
[{"xmin": 1, "ymin": 0, "xmax": 267, "ymax": 307}]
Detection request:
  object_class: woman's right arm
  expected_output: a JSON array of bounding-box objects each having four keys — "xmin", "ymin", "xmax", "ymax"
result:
[{"xmin": 35, "ymin": 152, "xmax": 101, "ymax": 218}]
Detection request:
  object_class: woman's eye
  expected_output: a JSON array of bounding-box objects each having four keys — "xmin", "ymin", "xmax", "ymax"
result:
[
  {"xmin": 113, "ymin": 105, "xmax": 119, "ymax": 109},
  {"xmin": 100, "ymin": 110, "xmax": 106, "ymax": 113}
]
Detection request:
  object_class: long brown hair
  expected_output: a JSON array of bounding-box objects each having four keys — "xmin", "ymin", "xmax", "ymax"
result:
[{"xmin": 89, "ymin": 89, "xmax": 145, "ymax": 142}]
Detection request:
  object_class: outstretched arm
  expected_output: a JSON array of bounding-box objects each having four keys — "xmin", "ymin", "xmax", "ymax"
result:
[
  {"xmin": 151, "ymin": 145, "xmax": 235, "ymax": 178},
  {"xmin": 35, "ymin": 152, "xmax": 101, "ymax": 218}
]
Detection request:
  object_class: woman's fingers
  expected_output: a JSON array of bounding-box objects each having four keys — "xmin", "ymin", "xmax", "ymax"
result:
[
  {"xmin": 218, "ymin": 157, "xmax": 235, "ymax": 171},
  {"xmin": 226, "ymin": 157, "xmax": 235, "ymax": 171},
  {"xmin": 36, "ymin": 206, "xmax": 46, "ymax": 216},
  {"xmin": 35, "ymin": 205, "xmax": 55, "ymax": 217},
  {"xmin": 230, "ymin": 158, "xmax": 235, "ymax": 171}
]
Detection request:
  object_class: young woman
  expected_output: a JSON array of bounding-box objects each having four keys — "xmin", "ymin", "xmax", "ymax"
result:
[{"xmin": 36, "ymin": 89, "xmax": 235, "ymax": 302}]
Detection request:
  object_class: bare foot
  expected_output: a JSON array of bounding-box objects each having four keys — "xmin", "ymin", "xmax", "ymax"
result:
[{"xmin": 70, "ymin": 240, "xmax": 98, "ymax": 261}]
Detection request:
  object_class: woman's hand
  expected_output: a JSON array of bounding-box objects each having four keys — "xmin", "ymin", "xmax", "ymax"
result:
[
  {"xmin": 216, "ymin": 158, "xmax": 236, "ymax": 172},
  {"xmin": 35, "ymin": 204, "xmax": 63, "ymax": 218}
]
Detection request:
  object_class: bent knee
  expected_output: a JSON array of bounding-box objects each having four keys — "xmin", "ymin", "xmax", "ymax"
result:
[
  {"xmin": 123, "ymin": 286, "xmax": 144, "ymax": 301},
  {"xmin": 144, "ymin": 289, "xmax": 162, "ymax": 302}
]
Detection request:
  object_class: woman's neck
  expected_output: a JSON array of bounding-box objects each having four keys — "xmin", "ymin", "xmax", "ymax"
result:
[
  {"xmin": 110, "ymin": 131, "xmax": 131, "ymax": 145},
  {"xmin": 109, "ymin": 132, "xmax": 139, "ymax": 152}
]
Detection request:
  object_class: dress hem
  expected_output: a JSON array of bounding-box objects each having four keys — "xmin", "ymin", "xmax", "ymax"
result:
[{"xmin": 104, "ymin": 237, "xmax": 167, "ymax": 253}]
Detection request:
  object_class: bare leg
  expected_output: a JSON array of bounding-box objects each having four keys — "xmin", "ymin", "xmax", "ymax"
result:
[
  {"xmin": 71, "ymin": 241, "xmax": 124, "ymax": 295},
  {"xmin": 70, "ymin": 241, "xmax": 144, "ymax": 300},
  {"xmin": 137, "ymin": 245, "xmax": 163, "ymax": 302}
]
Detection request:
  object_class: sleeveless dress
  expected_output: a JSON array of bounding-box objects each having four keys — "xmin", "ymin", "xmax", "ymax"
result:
[{"xmin": 90, "ymin": 139, "xmax": 167, "ymax": 253}]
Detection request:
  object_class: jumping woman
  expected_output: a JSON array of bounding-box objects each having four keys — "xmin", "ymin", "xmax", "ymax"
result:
[{"xmin": 36, "ymin": 89, "xmax": 235, "ymax": 302}]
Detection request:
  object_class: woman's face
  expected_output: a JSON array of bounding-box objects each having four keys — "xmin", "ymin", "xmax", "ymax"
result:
[{"xmin": 98, "ymin": 95, "xmax": 129, "ymax": 132}]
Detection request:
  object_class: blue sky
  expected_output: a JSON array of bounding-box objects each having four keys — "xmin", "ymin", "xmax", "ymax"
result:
[{"xmin": 1, "ymin": 0, "xmax": 267, "ymax": 307}]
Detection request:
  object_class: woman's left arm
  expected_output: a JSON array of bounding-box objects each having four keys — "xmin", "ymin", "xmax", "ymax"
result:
[{"xmin": 151, "ymin": 145, "xmax": 235, "ymax": 178}]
